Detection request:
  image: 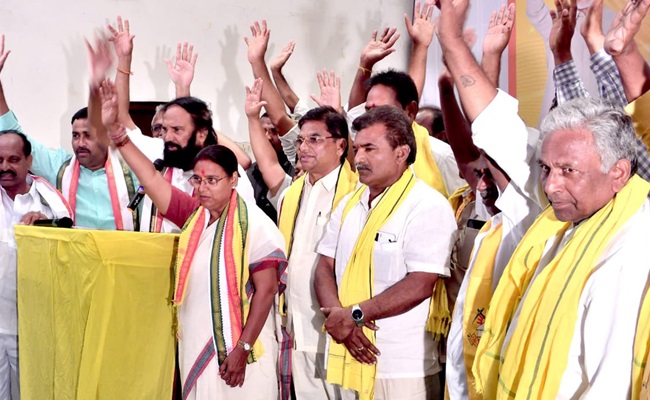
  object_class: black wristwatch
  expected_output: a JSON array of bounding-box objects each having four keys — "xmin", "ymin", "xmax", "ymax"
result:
[{"xmin": 351, "ymin": 304, "xmax": 364, "ymax": 327}]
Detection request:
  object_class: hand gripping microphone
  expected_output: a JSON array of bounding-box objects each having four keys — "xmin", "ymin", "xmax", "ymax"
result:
[
  {"xmin": 127, "ymin": 159, "xmax": 165, "ymax": 212},
  {"xmin": 33, "ymin": 217, "xmax": 74, "ymax": 228}
]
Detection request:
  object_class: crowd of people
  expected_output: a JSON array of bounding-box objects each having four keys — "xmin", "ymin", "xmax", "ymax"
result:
[{"xmin": 1, "ymin": 0, "xmax": 650, "ymax": 398}]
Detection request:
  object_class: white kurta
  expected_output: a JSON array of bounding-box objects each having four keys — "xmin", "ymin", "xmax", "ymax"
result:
[
  {"xmin": 499, "ymin": 200, "xmax": 650, "ymax": 399},
  {"xmin": 446, "ymin": 90, "xmax": 548, "ymax": 399},
  {"xmin": 178, "ymin": 204, "xmax": 285, "ymax": 400},
  {"xmin": 318, "ymin": 180, "xmax": 457, "ymax": 379}
]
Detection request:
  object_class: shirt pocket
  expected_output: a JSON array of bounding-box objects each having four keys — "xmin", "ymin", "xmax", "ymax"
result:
[{"xmin": 372, "ymin": 241, "xmax": 401, "ymax": 284}]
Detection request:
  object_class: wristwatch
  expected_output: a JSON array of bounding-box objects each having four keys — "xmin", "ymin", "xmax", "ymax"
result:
[
  {"xmin": 238, "ymin": 340, "xmax": 252, "ymax": 352},
  {"xmin": 351, "ymin": 304, "xmax": 365, "ymax": 327}
]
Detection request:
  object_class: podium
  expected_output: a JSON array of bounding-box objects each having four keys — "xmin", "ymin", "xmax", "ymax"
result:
[{"xmin": 14, "ymin": 226, "xmax": 179, "ymax": 399}]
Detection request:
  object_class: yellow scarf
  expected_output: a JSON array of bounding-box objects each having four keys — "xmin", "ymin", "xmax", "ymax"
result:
[
  {"xmin": 412, "ymin": 122, "xmax": 448, "ymax": 198},
  {"xmin": 449, "ymin": 184, "xmax": 472, "ymax": 219},
  {"xmin": 461, "ymin": 216, "xmax": 503, "ymax": 400},
  {"xmin": 173, "ymin": 192, "xmax": 263, "ymax": 363},
  {"xmin": 634, "ymin": 286, "xmax": 650, "ymax": 399},
  {"xmin": 326, "ymin": 169, "xmax": 415, "ymax": 400},
  {"xmin": 278, "ymin": 160, "xmax": 358, "ymax": 257},
  {"xmin": 473, "ymin": 175, "xmax": 649, "ymax": 399}
]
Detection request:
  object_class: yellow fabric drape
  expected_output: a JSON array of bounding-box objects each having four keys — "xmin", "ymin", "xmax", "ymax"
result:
[
  {"xmin": 461, "ymin": 217, "xmax": 503, "ymax": 400},
  {"xmin": 412, "ymin": 122, "xmax": 448, "ymax": 198},
  {"xmin": 15, "ymin": 226, "xmax": 178, "ymax": 400},
  {"xmin": 278, "ymin": 160, "xmax": 358, "ymax": 257},
  {"xmin": 473, "ymin": 175, "xmax": 649, "ymax": 399},
  {"xmin": 327, "ymin": 170, "xmax": 415, "ymax": 400}
]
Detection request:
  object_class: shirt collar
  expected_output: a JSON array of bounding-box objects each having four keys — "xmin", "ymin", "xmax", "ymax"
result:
[{"xmin": 305, "ymin": 164, "xmax": 342, "ymax": 192}]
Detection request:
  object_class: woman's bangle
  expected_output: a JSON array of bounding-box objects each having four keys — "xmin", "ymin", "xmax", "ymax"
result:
[{"xmin": 114, "ymin": 135, "xmax": 131, "ymax": 148}]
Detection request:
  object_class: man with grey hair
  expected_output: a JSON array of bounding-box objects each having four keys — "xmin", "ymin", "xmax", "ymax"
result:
[{"xmin": 470, "ymin": 96, "xmax": 650, "ymax": 399}]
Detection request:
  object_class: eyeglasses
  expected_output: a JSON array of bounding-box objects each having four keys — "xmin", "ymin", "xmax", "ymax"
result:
[
  {"xmin": 188, "ymin": 175, "xmax": 228, "ymax": 187},
  {"xmin": 151, "ymin": 124, "xmax": 163, "ymax": 134},
  {"xmin": 294, "ymin": 135, "xmax": 336, "ymax": 148}
]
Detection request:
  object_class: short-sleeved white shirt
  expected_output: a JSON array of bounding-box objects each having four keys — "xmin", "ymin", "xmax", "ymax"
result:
[{"xmin": 318, "ymin": 179, "xmax": 457, "ymax": 378}]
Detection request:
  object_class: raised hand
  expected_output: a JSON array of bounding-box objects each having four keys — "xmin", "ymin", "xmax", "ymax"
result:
[
  {"xmin": 244, "ymin": 78, "xmax": 268, "ymax": 118},
  {"xmin": 406, "ymin": 1, "xmax": 436, "ymax": 48},
  {"xmin": 310, "ymin": 69, "xmax": 342, "ymax": 112},
  {"xmin": 99, "ymin": 78, "xmax": 119, "ymax": 131},
  {"xmin": 164, "ymin": 42, "xmax": 198, "ymax": 90},
  {"xmin": 0, "ymin": 35, "xmax": 10, "ymax": 74},
  {"xmin": 86, "ymin": 34, "xmax": 114, "ymax": 90},
  {"xmin": 482, "ymin": 4, "xmax": 515, "ymax": 57},
  {"xmin": 360, "ymin": 27, "xmax": 400, "ymax": 68},
  {"xmin": 270, "ymin": 41, "xmax": 295, "ymax": 72},
  {"xmin": 549, "ymin": 0, "xmax": 578, "ymax": 63},
  {"xmin": 580, "ymin": 0, "xmax": 605, "ymax": 53},
  {"xmin": 107, "ymin": 16, "xmax": 134, "ymax": 58},
  {"xmin": 437, "ymin": 0, "xmax": 470, "ymax": 45},
  {"xmin": 604, "ymin": 0, "xmax": 650, "ymax": 56},
  {"xmin": 244, "ymin": 20, "xmax": 270, "ymax": 64}
]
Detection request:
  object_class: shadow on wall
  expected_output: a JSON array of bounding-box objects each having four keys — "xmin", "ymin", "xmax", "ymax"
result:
[
  {"xmin": 60, "ymin": 38, "xmax": 86, "ymax": 152},
  {"xmin": 215, "ymin": 24, "xmax": 246, "ymax": 139},
  {"xmin": 145, "ymin": 45, "xmax": 173, "ymax": 101}
]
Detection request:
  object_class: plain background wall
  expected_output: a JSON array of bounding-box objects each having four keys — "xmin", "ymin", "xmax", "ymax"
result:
[{"xmin": 0, "ymin": 0, "xmax": 416, "ymax": 153}]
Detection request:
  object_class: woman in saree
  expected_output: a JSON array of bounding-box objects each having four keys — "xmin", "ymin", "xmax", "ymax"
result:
[{"xmin": 100, "ymin": 79, "xmax": 287, "ymax": 399}]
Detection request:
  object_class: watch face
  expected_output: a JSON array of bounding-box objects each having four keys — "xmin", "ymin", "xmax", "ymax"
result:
[
  {"xmin": 244, "ymin": 343, "xmax": 251, "ymax": 351},
  {"xmin": 352, "ymin": 309, "xmax": 363, "ymax": 321}
]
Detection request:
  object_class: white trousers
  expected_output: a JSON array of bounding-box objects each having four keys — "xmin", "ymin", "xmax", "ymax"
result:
[
  {"xmin": 292, "ymin": 350, "xmax": 349, "ymax": 400},
  {"xmin": 340, "ymin": 374, "xmax": 442, "ymax": 400},
  {"xmin": 0, "ymin": 334, "xmax": 18, "ymax": 400}
]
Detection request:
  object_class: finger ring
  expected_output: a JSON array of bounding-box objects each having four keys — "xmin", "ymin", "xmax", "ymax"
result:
[{"xmin": 357, "ymin": 347, "xmax": 364, "ymax": 351}]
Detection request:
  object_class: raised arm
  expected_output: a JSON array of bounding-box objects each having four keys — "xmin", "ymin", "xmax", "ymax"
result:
[
  {"xmin": 107, "ymin": 16, "xmax": 137, "ymax": 130},
  {"xmin": 100, "ymin": 79, "xmax": 172, "ymax": 214},
  {"xmin": 348, "ymin": 27, "xmax": 400, "ymax": 109},
  {"xmin": 245, "ymin": 78, "xmax": 287, "ymax": 195},
  {"xmin": 86, "ymin": 34, "xmax": 114, "ymax": 149},
  {"xmin": 438, "ymin": 69, "xmax": 481, "ymax": 190},
  {"xmin": 437, "ymin": 0, "xmax": 497, "ymax": 122},
  {"xmin": 164, "ymin": 42, "xmax": 198, "ymax": 98},
  {"xmin": 406, "ymin": 1, "xmax": 436, "ymax": 99},
  {"xmin": 269, "ymin": 41, "xmax": 300, "ymax": 113},
  {"xmin": 481, "ymin": 4, "xmax": 515, "ymax": 87},
  {"xmin": 0, "ymin": 35, "xmax": 10, "ymax": 116},
  {"xmin": 604, "ymin": 0, "xmax": 650, "ymax": 102},
  {"xmin": 245, "ymin": 20, "xmax": 296, "ymax": 136}
]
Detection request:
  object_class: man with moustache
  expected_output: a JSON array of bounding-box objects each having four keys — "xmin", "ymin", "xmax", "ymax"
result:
[
  {"xmin": 124, "ymin": 95, "xmax": 255, "ymax": 233},
  {"xmin": 0, "ymin": 130, "xmax": 71, "ymax": 398},
  {"xmin": 0, "ymin": 36, "xmax": 138, "ymax": 230},
  {"xmin": 315, "ymin": 106, "xmax": 456, "ymax": 400}
]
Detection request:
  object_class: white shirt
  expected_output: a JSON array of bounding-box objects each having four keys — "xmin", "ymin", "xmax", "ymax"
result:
[
  {"xmin": 446, "ymin": 90, "xmax": 548, "ymax": 399},
  {"xmin": 500, "ymin": 199, "xmax": 650, "ymax": 399},
  {"xmin": 278, "ymin": 166, "xmax": 342, "ymax": 354},
  {"xmin": 127, "ymin": 127, "xmax": 254, "ymax": 232},
  {"xmin": 318, "ymin": 179, "xmax": 457, "ymax": 378},
  {"xmin": 0, "ymin": 177, "xmax": 56, "ymax": 335}
]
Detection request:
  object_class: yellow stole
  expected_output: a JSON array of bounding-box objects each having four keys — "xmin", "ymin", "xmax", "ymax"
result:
[
  {"xmin": 461, "ymin": 217, "xmax": 503, "ymax": 400},
  {"xmin": 449, "ymin": 184, "xmax": 472, "ymax": 220},
  {"xmin": 473, "ymin": 175, "xmax": 649, "ymax": 399},
  {"xmin": 173, "ymin": 191, "xmax": 263, "ymax": 363},
  {"xmin": 412, "ymin": 122, "xmax": 448, "ymax": 198},
  {"xmin": 326, "ymin": 169, "xmax": 415, "ymax": 400},
  {"xmin": 278, "ymin": 160, "xmax": 358, "ymax": 257},
  {"xmin": 634, "ymin": 285, "xmax": 650, "ymax": 399}
]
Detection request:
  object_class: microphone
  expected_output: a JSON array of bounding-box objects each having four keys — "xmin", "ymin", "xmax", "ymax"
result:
[
  {"xmin": 127, "ymin": 159, "xmax": 165, "ymax": 212},
  {"xmin": 33, "ymin": 217, "xmax": 74, "ymax": 228}
]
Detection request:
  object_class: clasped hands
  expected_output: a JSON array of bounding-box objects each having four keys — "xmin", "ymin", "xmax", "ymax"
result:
[{"xmin": 321, "ymin": 306, "xmax": 381, "ymax": 365}]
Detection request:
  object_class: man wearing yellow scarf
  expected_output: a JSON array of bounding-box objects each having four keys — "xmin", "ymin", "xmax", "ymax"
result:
[
  {"xmin": 345, "ymin": 70, "xmax": 467, "ymax": 198},
  {"xmin": 315, "ymin": 106, "xmax": 457, "ymax": 400},
  {"xmin": 469, "ymin": 97, "xmax": 650, "ymax": 399}
]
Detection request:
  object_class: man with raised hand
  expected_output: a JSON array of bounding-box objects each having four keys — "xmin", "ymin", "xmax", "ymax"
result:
[
  {"xmin": 315, "ymin": 106, "xmax": 456, "ymax": 400},
  {"xmin": 0, "ymin": 31, "xmax": 138, "ymax": 230},
  {"xmin": 0, "ymin": 129, "xmax": 71, "ymax": 398},
  {"xmin": 110, "ymin": 19, "xmax": 254, "ymax": 233}
]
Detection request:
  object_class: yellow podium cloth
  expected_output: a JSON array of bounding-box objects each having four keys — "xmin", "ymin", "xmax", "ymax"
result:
[{"xmin": 14, "ymin": 226, "xmax": 179, "ymax": 400}]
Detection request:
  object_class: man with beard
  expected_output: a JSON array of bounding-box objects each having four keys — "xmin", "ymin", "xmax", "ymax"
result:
[
  {"xmin": 0, "ymin": 130, "xmax": 71, "ymax": 398},
  {"xmin": 0, "ymin": 34, "xmax": 138, "ymax": 230},
  {"xmin": 125, "ymin": 95, "xmax": 255, "ymax": 233}
]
